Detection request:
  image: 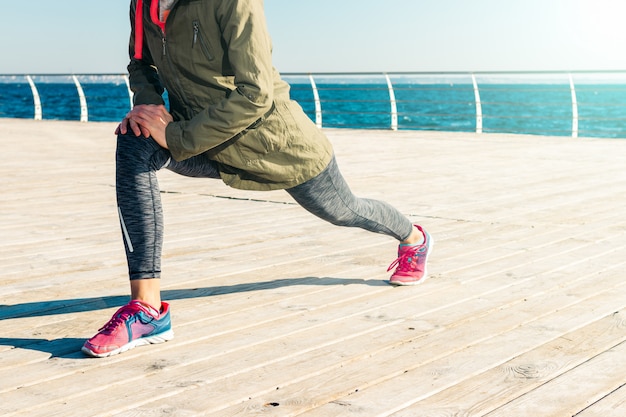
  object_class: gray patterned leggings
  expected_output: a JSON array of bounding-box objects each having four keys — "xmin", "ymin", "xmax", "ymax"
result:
[{"xmin": 116, "ymin": 134, "xmax": 413, "ymax": 280}]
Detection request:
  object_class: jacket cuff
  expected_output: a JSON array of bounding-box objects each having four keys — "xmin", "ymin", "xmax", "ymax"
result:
[{"xmin": 133, "ymin": 90, "xmax": 165, "ymax": 106}]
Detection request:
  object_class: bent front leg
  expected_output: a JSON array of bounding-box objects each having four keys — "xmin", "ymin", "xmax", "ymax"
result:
[{"xmin": 116, "ymin": 134, "xmax": 171, "ymax": 280}]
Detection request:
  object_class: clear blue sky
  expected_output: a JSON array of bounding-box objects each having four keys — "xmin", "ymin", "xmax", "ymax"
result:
[{"xmin": 1, "ymin": 0, "xmax": 625, "ymax": 74}]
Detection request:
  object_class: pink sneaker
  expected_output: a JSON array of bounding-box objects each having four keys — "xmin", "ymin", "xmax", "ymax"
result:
[
  {"xmin": 82, "ymin": 300, "xmax": 173, "ymax": 358},
  {"xmin": 388, "ymin": 225, "xmax": 433, "ymax": 286}
]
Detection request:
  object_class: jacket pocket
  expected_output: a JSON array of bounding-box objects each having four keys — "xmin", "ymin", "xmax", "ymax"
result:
[
  {"xmin": 192, "ymin": 20, "xmax": 214, "ymax": 61},
  {"xmin": 221, "ymin": 110, "xmax": 288, "ymax": 169}
]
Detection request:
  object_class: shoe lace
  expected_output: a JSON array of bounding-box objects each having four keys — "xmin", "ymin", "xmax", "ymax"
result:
[
  {"xmin": 387, "ymin": 245, "xmax": 423, "ymax": 273},
  {"xmin": 98, "ymin": 304, "xmax": 142, "ymax": 334}
]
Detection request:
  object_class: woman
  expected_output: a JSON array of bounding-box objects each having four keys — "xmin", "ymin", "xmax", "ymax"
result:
[{"xmin": 82, "ymin": 0, "xmax": 433, "ymax": 358}]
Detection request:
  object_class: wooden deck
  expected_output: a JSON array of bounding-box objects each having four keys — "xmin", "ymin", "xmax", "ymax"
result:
[{"xmin": 1, "ymin": 118, "xmax": 626, "ymax": 416}]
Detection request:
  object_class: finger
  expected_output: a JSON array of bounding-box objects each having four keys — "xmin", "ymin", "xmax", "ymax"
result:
[
  {"xmin": 129, "ymin": 115, "xmax": 152, "ymax": 138},
  {"xmin": 118, "ymin": 118, "xmax": 128, "ymax": 135},
  {"xmin": 129, "ymin": 119, "xmax": 143, "ymax": 137}
]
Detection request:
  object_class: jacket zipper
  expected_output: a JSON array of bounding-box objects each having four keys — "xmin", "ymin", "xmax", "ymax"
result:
[
  {"xmin": 160, "ymin": 28, "xmax": 194, "ymax": 118},
  {"xmin": 164, "ymin": 54, "xmax": 194, "ymax": 119},
  {"xmin": 192, "ymin": 21, "xmax": 214, "ymax": 60},
  {"xmin": 147, "ymin": 0, "xmax": 168, "ymax": 56}
]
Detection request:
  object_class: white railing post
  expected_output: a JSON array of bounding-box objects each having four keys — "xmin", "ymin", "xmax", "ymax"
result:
[
  {"xmin": 26, "ymin": 75, "xmax": 42, "ymax": 120},
  {"xmin": 385, "ymin": 73, "xmax": 398, "ymax": 131},
  {"xmin": 472, "ymin": 74, "xmax": 483, "ymax": 134},
  {"xmin": 72, "ymin": 75, "xmax": 88, "ymax": 122},
  {"xmin": 123, "ymin": 74, "xmax": 134, "ymax": 109},
  {"xmin": 569, "ymin": 73, "xmax": 579, "ymax": 138},
  {"xmin": 309, "ymin": 74, "xmax": 322, "ymax": 128}
]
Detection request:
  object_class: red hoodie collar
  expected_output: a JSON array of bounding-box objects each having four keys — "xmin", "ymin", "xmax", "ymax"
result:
[{"xmin": 133, "ymin": 0, "xmax": 166, "ymax": 60}]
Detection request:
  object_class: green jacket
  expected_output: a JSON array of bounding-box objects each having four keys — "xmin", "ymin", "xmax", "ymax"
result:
[{"xmin": 128, "ymin": 0, "xmax": 333, "ymax": 190}]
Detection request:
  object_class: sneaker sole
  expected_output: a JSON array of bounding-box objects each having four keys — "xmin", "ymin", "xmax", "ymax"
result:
[
  {"xmin": 81, "ymin": 329, "xmax": 174, "ymax": 358},
  {"xmin": 389, "ymin": 235, "xmax": 434, "ymax": 286}
]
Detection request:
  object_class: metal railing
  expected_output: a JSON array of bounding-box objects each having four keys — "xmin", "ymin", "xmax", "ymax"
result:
[
  {"xmin": 1, "ymin": 71, "xmax": 626, "ymax": 138},
  {"xmin": 282, "ymin": 71, "xmax": 626, "ymax": 138}
]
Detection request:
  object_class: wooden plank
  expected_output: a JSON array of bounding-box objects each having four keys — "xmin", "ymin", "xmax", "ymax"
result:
[
  {"xmin": 484, "ymin": 341, "xmax": 626, "ymax": 417},
  {"xmin": 136, "ymin": 272, "xmax": 626, "ymax": 416},
  {"xmin": 382, "ymin": 312, "xmax": 626, "ymax": 416},
  {"xmin": 576, "ymin": 384, "xmax": 626, "ymax": 416},
  {"xmin": 3, "ymin": 239, "xmax": 620, "ymax": 411},
  {"xmin": 3, "ymin": 119, "xmax": 626, "ymax": 416}
]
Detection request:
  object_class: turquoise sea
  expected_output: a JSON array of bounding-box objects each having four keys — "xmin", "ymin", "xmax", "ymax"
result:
[{"xmin": 1, "ymin": 74, "xmax": 625, "ymax": 138}]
